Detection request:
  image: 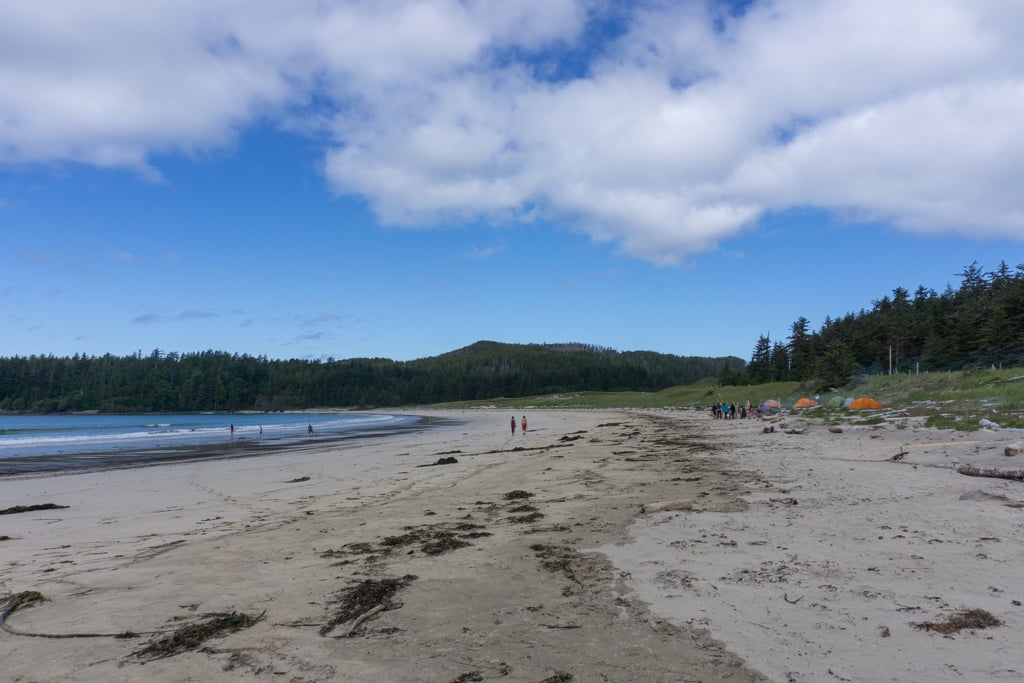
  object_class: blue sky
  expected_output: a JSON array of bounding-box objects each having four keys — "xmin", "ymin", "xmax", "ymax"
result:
[{"xmin": 1, "ymin": 1, "xmax": 1021, "ymax": 363}]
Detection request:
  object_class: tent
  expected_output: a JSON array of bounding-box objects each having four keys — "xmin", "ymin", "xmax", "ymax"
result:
[
  {"xmin": 826, "ymin": 395, "xmax": 845, "ymax": 409},
  {"xmin": 793, "ymin": 397, "xmax": 818, "ymax": 408},
  {"xmin": 848, "ymin": 397, "xmax": 882, "ymax": 410}
]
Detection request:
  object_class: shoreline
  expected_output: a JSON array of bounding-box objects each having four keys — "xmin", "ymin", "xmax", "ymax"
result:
[
  {"xmin": 2, "ymin": 409, "xmax": 1022, "ymax": 681},
  {"xmin": 0, "ymin": 412, "xmax": 459, "ymax": 479}
]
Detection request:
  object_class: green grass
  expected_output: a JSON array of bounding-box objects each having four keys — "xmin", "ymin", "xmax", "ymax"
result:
[{"xmin": 426, "ymin": 365, "xmax": 1024, "ymax": 432}]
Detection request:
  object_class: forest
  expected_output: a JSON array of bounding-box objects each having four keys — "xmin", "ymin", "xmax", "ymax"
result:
[
  {"xmin": 0, "ymin": 341, "xmax": 738, "ymax": 412},
  {"xmin": 740, "ymin": 261, "xmax": 1024, "ymax": 387},
  {"xmin": 1, "ymin": 261, "xmax": 1021, "ymax": 413}
]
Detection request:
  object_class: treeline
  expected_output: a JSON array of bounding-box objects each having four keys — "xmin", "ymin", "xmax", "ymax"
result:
[
  {"xmin": 0, "ymin": 341, "xmax": 740, "ymax": 413},
  {"xmin": 741, "ymin": 261, "xmax": 1024, "ymax": 387}
]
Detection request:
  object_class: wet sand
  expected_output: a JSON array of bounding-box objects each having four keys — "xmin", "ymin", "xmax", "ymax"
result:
[{"xmin": 1, "ymin": 409, "xmax": 1022, "ymax": 682}]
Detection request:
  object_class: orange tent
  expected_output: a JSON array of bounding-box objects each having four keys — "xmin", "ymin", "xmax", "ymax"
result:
[
  {"xmin": 848, "ymin": 397, "xmax": 882, "ymax": 410},
  {"xmin": 793, "ymin": 397, "xmax": 818, "ymax": 408}
]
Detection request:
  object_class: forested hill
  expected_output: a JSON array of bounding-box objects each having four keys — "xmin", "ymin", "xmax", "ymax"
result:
[{"xmin": 0, "ymin": 341, "xmax": 742, "ymax": 413}]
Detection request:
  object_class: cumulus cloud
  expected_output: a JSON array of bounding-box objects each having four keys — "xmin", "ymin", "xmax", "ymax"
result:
[{"xmin": 1, "ymin": 0, "xmax": 1022, "ymax": 263}]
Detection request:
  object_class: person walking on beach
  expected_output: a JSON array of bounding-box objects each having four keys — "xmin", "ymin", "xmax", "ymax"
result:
[
  {"xmin": 511, "ymin": 416, "xmax": 516, "ymax": 436},
  {"xmin": 521, "ymin": 415, "xmax": 527, "ymax": 433},
  {"xmin": 230, "ymin": 423, "xmax": 235, "ymax": 437},
  {"xmin": 307, "ymin": 424, "xmax": 314, "ymax": 436}
]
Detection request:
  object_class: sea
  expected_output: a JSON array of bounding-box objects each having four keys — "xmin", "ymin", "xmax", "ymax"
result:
[{"xmin": 0, "ymin": 412, "xmax": 447, "ymax": 476}]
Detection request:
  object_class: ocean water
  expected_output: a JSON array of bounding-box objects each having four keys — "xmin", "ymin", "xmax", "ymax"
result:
[{"xmin": 0, "ymin": 412, "xmax": 434, "ymax": 476}]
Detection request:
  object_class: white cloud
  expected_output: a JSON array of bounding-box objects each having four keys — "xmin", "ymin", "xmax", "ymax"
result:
[
  {"xmin": 1, "ymin": 0, "xmax": 1022, "ymax": 263},
  {"xmin": 466, "ymin": 244, "xmax": 504, "ymax": 260}
]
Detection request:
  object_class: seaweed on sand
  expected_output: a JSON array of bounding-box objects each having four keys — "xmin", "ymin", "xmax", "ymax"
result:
[
  {"xmin": 503, "ymin": 490, "xmax": 534, "ymax": 500},
  {"xmin": 320, "ymin": 575, "xmax": 417, "ymax": 636},
  {"xmin": 319, "ymin": 542, "xmax": 375, "ymax": 558},
  {"xmin": 0, "ymin": 503, "xmax": 69, "ymax": 515},
  {"xmin": 508, "ymin": 512, "xmax": 545, "ymax": 524},
  {"xmin": 421, "ymin": 531, "xmax": 471, "ymax": 556},
  {"xmin": 380, "ymin": 524, "xmax": 480, "ymax": 556},
  {"xmin": 912, "ymin": 608, "xmax": 1002, "ymax": 634},
  {"xmin": 539, "ymin": 672, "xmax": 574, "ymax": 682},
  {"xmin": 133, "ymin": 611, "xmax": 264, "ymax": 660},
  {"xmin": 530, "ymin": 544, "xmax": 578, "ymax": 582}
]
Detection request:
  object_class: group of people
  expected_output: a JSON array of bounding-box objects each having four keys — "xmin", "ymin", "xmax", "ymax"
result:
[
  {"xmin": 511, "ymin": 415, "xmax": 527, "ymax": 435},
  {"xmin": 710, "ymin": 401, "xmax": 759, "ymax": 420}
]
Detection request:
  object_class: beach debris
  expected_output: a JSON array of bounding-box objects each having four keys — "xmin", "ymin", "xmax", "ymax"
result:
[
  {"xmin": 508, "ymin": 511, "xmax": 545, "ymax": 524},
  {"xmin": 320, "ymin": 575, "xmax": 416, "ymax": 636},
  {"xmin": 133, "ymin": 610, "xmax": 264, "ymax": 660},
  {"xmin": 539, "ymin": 672, "xmax": 574, "ymax": 683},
  {"xmin": 783, "ymin": 593, "xmax": 804, "ymax": 604},
  {"xmin": 888, "ymin": 444, "xmax": 908, "ymax": 462},
  {"xmin": 829, "ymin": 425, "xmax": 871, "ymax": 433},
  {"xmin": 763, "ymin": 418, "xmax": 808, "ymax": 434},
  {"xmin": 504, "ymin": 490, "xmax": 535, "ymax": 500},
  {"xmin": 530, "ymin": 544, "xmax": 579, "ymax": 583},
  {"xmin": 953, "ymin": 464, "xmax": 1024, "ymax": 482},
  {"xmin": 912, "ymin": 608, "xmax": 1001, "ymax": 634},
  {"xmin": 958, "ymin": 490, "xmax": 1009, "ymax": 503},
  {"xmin": 416, "ymin": 456, "xmax": 458, "ymax": 467},
  {"xmin": 979, "ymin": 420, "xmax": 1024, "ymax": 433},
  {"xmin": 421, "ymin": 531, "xmax": 472, "ymax": 555},
  {"xmin": 642, "ymin": 500, "xmax": 695, "ymax": 514},
  {"xmin": 1, "ymin": 591, "xmax": 144, "ymax": 640},
  {"xmin": 285, "ymin": 476, "xmax": 310, "ymax": 483},
  {"xmin": 377, "ymin": 522, "xmax": 487, "ymax": 555},
  {"xmin": 319, "ymin": 542, "xmax": 375, "ymax": 559},
  {"xmin": 346, "ymin": 604, "xmax": 385, "ymax": 636},
  {"xmin": 0, "ymin": 503, "xmax": 69, "ymax": 516},
  {"xmin": 1005, "ymin": 442, "xmax": 1022, "ymax": 457},
  {"xmin": 450, "ymin": 672, "xmax": 484, "ymax": 683},
  {"xmin": 0, "ymin": 591, "xmax": 45, "ymax": 634}
]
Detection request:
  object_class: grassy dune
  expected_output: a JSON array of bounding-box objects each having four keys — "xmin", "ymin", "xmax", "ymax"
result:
[{"xmin": 433, "ymin": 366, "xmax": 1024, "ymax": 431}]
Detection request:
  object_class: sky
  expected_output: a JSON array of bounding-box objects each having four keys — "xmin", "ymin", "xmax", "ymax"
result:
[{"xmin": 1, "ymin": 0, "xmax": 1022, "ymax": 363}]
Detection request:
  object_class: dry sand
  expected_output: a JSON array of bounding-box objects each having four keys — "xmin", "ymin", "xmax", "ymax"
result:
[{"xmin": 1, "ymin": 409, "xmax": 1022, "ymax": 682}]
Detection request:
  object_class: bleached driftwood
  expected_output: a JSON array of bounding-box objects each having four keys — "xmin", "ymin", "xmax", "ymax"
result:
[
  {"xmin": 764, "ymin": 418, "xmax": 808, "ymax": 434},
  {"xmin": 954, "ymin": 464, "xmax": 1024, "ymax": 482},
  {"xmin": 828, "ymin": 425, "xmax": 872, "ymax": 434},
  {"xmin": 642, "ymin": 500, "xmax": 695, "ymax": 514},
  {"xmin": 346, "ymin": 604, "xmax": 385, "ymax": 636},
  {"xmin": 980, "ymin": 419, "xmax": 1024, "ymax": 433}
]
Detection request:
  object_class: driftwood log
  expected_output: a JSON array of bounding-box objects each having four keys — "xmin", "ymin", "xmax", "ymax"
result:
[
  {"xmin": 955, "ymin": 464, "xmax": 1024, "ymax": 482},
  {"xmin": 763, "ymin": 418, "xmax": 808, "ymax": 434}
]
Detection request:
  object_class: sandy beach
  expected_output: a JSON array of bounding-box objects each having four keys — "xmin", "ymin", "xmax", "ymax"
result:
[{"xmin": 2, "ymin": 409, "xmax": 1023, "ymax": 682}]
